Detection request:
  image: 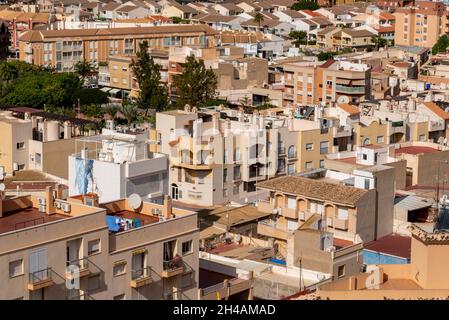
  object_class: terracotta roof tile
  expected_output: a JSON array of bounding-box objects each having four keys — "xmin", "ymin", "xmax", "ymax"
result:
[
  {"xmin": 337, "ymin": 103, "xmax": 360, "ymax": 116},
  {"xmin": 257, "ymin": 175, "xmax": 367, "ymax": 206},
  {"xmin": 423, "ymin": 102, "xmax": 449, "ymax": 120}
]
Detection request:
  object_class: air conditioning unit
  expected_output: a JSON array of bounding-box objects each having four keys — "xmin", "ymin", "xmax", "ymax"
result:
[
  {"xmin": 299, "ymin": 211, "xmax": 305, "ymax": 221},
  {"xmin": 325, "ymin": 246, "xmax": 336, "ymax": 253},
  {"xmin": 38, "ymin": 197, "xmax": 46, "ymax": 205},
  {"xmin": 38, "ymin": 204, "xmax": 46, "ymax": 213},
  {"xmin": 327, "ymin": 217, "xmax": 333, "ymax": 227},
  {"xmin": 61, "ymin": 203, "xmax": 71, "ymax": 213},
  {"xmin": 54, "ymin": 201, "xmax": 61, "ymax": 209}
]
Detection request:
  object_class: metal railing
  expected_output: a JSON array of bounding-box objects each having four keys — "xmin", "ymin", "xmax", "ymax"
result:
[
  {"xmin": 131, "ymin": 266, "xmax": 152, "ymax": 281},
  {"xmin": 278, "ymin": 146, "xmax": 286, "ymax": 154},
  {"xmin": 335, "ymin": 84, "xmax": 365, "ymax": 94},
  {"xmin": 69, "ymin": 293, "xmax": 95, "ymax": 300},
  {"xmin": 29, "ymin": 267, "xmax": 52, "ymax": 284},
  {"xmin": 66, "ymin": 257, "xmax": 89, "ymax": 270},
  {"xmin": 163, "ymin": 257, "xmax": 183, "ymax": 272}
]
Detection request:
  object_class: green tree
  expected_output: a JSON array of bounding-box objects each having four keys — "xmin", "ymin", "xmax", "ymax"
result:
[
  {"xmin": 103, "ymin": 103, "xmax": 120, "ymax": 120},
  {"xmin": 317, "ymin": 51, "xmax": 336, "ymax": 61},
  {"xmin": 432, "ymin": 35, "xmax": 449, "ymax": 55},
  {"xmin": 289, "ymin": 30, "xmax": 308, "ymax": 47},
  {"xmin": 371, "ymin": 35, "xmax": 387, "ymax": 50},
  {"xmin": 74, "ymin": 60, "xmax": 93, "ymax": 82},
  {"xmin": 291, "ymin": 0, "xmax": 320, "ymax": 11},
  {"xmin": 72, "ymin": 88, "xmax": 109, "ymax": 106},
  {"xmin": 131, "ymin": 40, "xmax": 168, "ymax": 114},
  {"xmin": 80, "ymin": 104, "xmax": 103, "ymax": 119},
  {"xmin": 120, "ymin": 103, "xmax": 140, "ymax": 124},
  {"xmin": 173, "ymin": 55, "xmax": 217, "ymax": 108},
  {"xmin": 253, "ymin": 12, "xmax": 264, "ymax": 29}
]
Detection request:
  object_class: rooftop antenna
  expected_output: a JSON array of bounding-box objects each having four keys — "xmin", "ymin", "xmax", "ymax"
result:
[{"xmin": 128, "ymin": 193, "xmax": 142, "ymax": 211}]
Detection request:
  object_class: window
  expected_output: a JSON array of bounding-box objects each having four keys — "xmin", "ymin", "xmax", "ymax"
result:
[
  {"xmin": 223, "ymin": 168, "xmax": 228, "ymax": 183},
  {"xmin": 9, "ymin": 259, "xmax": 23, "ymax": 278},
  {"xmin": 113, "ymin": 294, "xmax": 126, "ymax": 300},
  {"xmin": 362, "ymin": 153, "xmax": 367, "ymax": 160},
  {"xmin": 305, "ymin": 161, "xmax": 313, "ymax": 170},
  {"xmin": 419, "ymin": 134, "xmax": 426, "ymax": 142},
  {"xmin": 320, "ymin": 141, "xmax": 329, "ymax": 154},
  {"xmin": 376, "ymin": 136, "xmax": 384, "ymax": 144},
  {"xmin": 364, "ymin": 178, "xmax": 370, "ymax": 189},
  {"xmin": 88, "ymin": 274, "xmax": 101, "ymax": 292},
  {"xmin": 87, "ymin": 239, "xmax": 101, "ymax": 255},
  {"xmin": 16, "ymin": 142, "xmax": 25, "ymax": 149},
  {"xmin": 182, "ymin": 240, "xmax": 192, "ymax": 255},
  {"xmin": 305, "ymin": 143, "xmax": 313, "ymax": 151},
  {"xmin": 35, "ymin": 153, "xmax": 41, "ymax": 165},
  {"xmin": 319, "ymin": 159, "xmax": 325, "ymax": 168},
  {"xmin": 287, "ymin": 196, "xmax": 296, "ymax": 209},
  {"xmin": 337, "ymin": 208, "xmax": 348, "ymax": 220},
  {"xmin": 113, "ymin": 261, "xmax": 126, "ymax": 276},
  {"xmin": 233, "ymin": 184, "xmax": 239, "ymax": 195},
  {"xmin": 337, "ymin": 265, "xmax": 345, "ymax": 278},
  {"xmin": 287, "ymin": 163, "xmax": 295, "ymax": 175}
]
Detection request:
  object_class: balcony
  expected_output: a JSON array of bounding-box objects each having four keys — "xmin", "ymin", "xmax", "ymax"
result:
[
  {"xmin": 428, "ymin": 120, "xmax": 445, "ymax": 132},
  {"xmin": 333, "ymin": 126, "xmax": 352, "ymax": 138},
  {"xmin": 28, "ymin": 268, "xmax": 54, "ymax": 291},
  {"xmin": 65, "ymin": 257, "xmax": 91, "ymax": 280},
  {"xmin": 282, "ymin": 207, "xmax": 298, "ymax": 220},
  {"xmin": 131, "ymin": 266, "xmax": 153, "ymax": 288},
  {"xmin": 161, "ymin": 258, "xmax": 185, "ymax": 278},
  {"xmin": 278, "ymin": 146, "xmax": 286, "ymax": 156},
  {"xmin": 332, "ymin": 218, "xmax": 349, "ymax": 231},
  {"xmin": 388, "ymin": 121, "xmax": 405, "ymax": 134},
  {"xmin": 284, "ymin": 92, "xmax": 294, "ymax": 100},
  {"xmin": 173, "ymin": 159, "xmax": 214, "ymax": 170},
  {"xmin": 335, "ymin": 85, "xmax": 365, "ymax": 94},
  {"xmin": 257, "ymin": 219, "xmax": 291, "ymax": 241},
  {"xmin": 69, "ymin": 293, "xmax": 95, "ymax": 300}
]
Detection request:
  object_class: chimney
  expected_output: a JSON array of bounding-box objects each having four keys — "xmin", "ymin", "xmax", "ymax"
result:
[
  {"xmin": 55, "ymin": 183, "xmax": 64, "ymax": 200},
  {"xmin": 63, "ymin": 121, "xmax": 72, "ymax": 139},
  {"xmin": 45, "ymin": 186, "xmax": 55, "ymax": 215},
  {"xmin": 212, "ymin": 112, "xmax": 220, "ymax": 133},
  {"xmin": 163, "ymin": 195, "xmax": 172, "ymax": 220}
]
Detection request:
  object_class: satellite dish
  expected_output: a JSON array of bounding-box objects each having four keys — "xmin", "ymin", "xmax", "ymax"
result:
[
  {"xmin": 128, "ymin": 193, "xmax": 142, "ymax": 210},
  {"xmin": 0, "ymin": 183, "xmax": 5, "ymax": 192},
  {"xmin": 337, "ymin": 95, "xmax": 350, "ymax": 104}
]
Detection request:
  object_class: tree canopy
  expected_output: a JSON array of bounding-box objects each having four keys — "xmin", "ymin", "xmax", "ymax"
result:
[
  {"xmin": 432, "ymin": 35, "xmax": 449, "ymax": 55},
  {"xmin": 131, "ymin": 40, "xmax": 168, "ymax": 114},
  {"xmin": 173, "ymin": 55, "xmax": 217, "ymax": 108},
  {"xmin": 289, "ymin": 30, "xmax": 308, "ymax": 47},
  {"xmin": 291, "ymin": 0, "xmax": 320, "ymax": 11}
]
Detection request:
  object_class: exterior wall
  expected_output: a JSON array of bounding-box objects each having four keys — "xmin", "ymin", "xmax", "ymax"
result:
[
  {"xmin": 354, "ymin": 121, "xmax": 388, "ymax": 146},
  {"xmin": 42, "ymin": 139, "xmax": 76, "ymax": 179},
  {"xmin": 297, "ymin": 128, "xmax": 334, "ymax": 171},
  {"xmin": 0, "ymin": 122, "xmax": 13, "ymax": 173}
]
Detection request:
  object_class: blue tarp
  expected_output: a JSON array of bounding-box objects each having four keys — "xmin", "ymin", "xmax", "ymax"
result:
[{"xmin": 106, "ymin": 216, "xmax": 120, "ymax": 232}]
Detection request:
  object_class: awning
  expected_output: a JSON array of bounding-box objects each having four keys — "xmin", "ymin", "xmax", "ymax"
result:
[
  {"xmin": 336, "ymin": 78, "xmax": 351, "ymax": 85},
  {"xmin": 100, "ymin": 87, "xmax": 111, "ymax": 92},
  {"xmin": 109, "ymin": 88, "xmax": 120, "ymax": 95}
]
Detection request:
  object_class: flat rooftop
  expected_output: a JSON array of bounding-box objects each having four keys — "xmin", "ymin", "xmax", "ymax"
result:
[
  {"xmin": 0, "ymin": 207, "xmax": 69, "ymax": 234},
  {"xmin": 364, "ymin": 234, "xmax": 411, "ymax": 259},
  {"xmin": 334, "ymin": 238, "xmax": 355, "ymax": 250},
  {"xmin": 395, "ymin": 146, "xmax": 439, "ymax": 156}
]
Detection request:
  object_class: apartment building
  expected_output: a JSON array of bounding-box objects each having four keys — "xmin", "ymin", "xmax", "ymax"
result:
[
  {"xmin": 256, "ymin": 166, "xmax": 394, "ymax": 246},
  {"xmin": 68, "ymin": 124, "xmax": 168, "ymax": 204},
  {"xmin": 283, "ymin": 60, "xmax": 371, "ymax": 107},
  {"xmin": 317, "ymin": 222, "xmax": 449, "ymax": 299},
  {"xmin": 0, "ymin": 108, "xmax": 97, "ymax": 179},
  {"xmin": 18, "ymin": 25, "xmax": 217, "ymax": 71},
  {"xmin": 155, "ymin": 107, "xmax": 304, "ymax": 206},
  {"xmin": 394, "ymin": 1, "xmax": 448, "ymax": 48},
  {"xmin": 0, "ymin": 186, "xmax": 199, "ymax": 300}
]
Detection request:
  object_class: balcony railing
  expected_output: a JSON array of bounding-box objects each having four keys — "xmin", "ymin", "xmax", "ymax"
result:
[
  {"xmin": 131, "ymin": 266, "xmax": 153, "ymax": 288},
  {"xmin": 278, "ymin": 146, "xmax": 286, "ymax": 155},
  {"xmin": 335, "ymin": 85, "xmax": 365, "ymax": 94},
  {"xmin": 161, "ymin": 257, "xmax": 185, "ymax": 278},
  {"xmin": 66, "ymin": 257, "xmax": 90, "ymax": 279},
  {"xmin": 28, "ymin": 268, "xmax": 53, "ymax": 291},
  {"xmin": 69, "ymin": 293, "xmax": 95, "ymax": 300}
]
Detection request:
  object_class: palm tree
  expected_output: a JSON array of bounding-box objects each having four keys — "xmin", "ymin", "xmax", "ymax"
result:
[
  {"xmin": 253, "ymin": 12, "xmax": 264, "ymax": 31},
  {"xmin": 120, "ymin": 103, "xmax": 140, "ymax": 124},
  {"xmin": 103, "ymin": 103, "xmax": 120, "ymax": 120}
]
